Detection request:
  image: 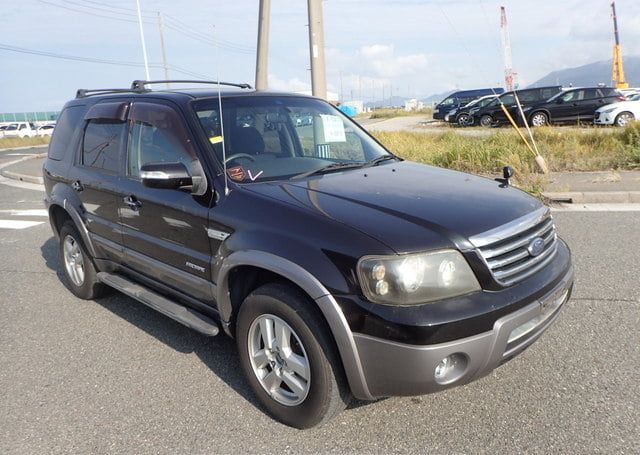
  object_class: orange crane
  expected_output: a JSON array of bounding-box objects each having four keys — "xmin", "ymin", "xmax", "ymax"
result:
[{"xmin": 611, "ymin": 2, "xmax": 628, "ymax": 89}]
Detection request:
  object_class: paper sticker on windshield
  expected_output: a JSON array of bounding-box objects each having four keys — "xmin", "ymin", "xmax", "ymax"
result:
[
  {"xmin": 227, "ymin": 166, "xmax": 245, "ymax": 181},
  {"xmin": 320, "ymin": 115, "xmax": 346, "ymax": 143},
  {"xmin": 209, "ymin": 135, "xmax": 223, "ymax": 144}
]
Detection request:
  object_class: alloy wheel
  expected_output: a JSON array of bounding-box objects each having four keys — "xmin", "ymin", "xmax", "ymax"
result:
[
  {"xmin": 63, "ymin": 235, "xmax": 85, "ymax": 286},
  {"xmin": 248, "ymin": 314, "xmax": 311, "ymax": 406}
]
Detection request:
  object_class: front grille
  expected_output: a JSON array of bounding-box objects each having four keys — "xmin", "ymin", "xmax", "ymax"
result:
[{"xmin": 469, "ymin": 208, "xmax": 558, "ymax": 286}]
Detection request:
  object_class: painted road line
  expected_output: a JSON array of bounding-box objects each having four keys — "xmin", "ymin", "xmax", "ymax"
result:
[
  {"xmin": 551, "ymin": 203, "xmax": 640, "ymax": 212},
  {"xmin": 0, "ymin": 175, "xmax": 44, "ymax": 192},
  {"xmin": 0, "ymin": 209, "xmax": 48, "ymax": 217},
  {"xmin": 0, "ymin": 220, "xmax": 44, "ymax": 229}
]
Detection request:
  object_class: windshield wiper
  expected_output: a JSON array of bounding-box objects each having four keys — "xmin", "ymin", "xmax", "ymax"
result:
[
  {"xmin": 362, "ymin": 154, "xmax": 399, "ymax": 167},
  {"xmin": 290, "ymin": 162, "xmax": 366, "ymax": 180}
]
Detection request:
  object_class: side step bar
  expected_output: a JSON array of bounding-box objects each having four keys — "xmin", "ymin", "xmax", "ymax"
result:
[{"xmin": 97, "ymin": 272, "xmax": 219, "ymax": 336}]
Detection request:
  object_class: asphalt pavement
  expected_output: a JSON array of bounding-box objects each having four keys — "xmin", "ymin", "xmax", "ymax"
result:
[{"xmin": 0, "ymin": 148, "xmax": 639, "ymax": 454}]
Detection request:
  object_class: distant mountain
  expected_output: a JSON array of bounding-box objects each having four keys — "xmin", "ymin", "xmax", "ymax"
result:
[
  {"xmin": 530, "ymin": 56, "xmax": 640, "ymax": 88},
  {"xmin": 420, "ymin": 90, "xmax": 455, "ymax": 105}
]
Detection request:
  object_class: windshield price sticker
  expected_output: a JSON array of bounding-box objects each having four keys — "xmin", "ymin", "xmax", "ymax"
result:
[{"xmin": 320, "ymin": 115, "xmax": 346, "ymax": 143}]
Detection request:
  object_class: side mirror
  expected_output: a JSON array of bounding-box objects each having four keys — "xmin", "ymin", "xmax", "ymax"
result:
[{"xmin": 140, "ymin": 162, "xmax": 192, "ymax": 190}]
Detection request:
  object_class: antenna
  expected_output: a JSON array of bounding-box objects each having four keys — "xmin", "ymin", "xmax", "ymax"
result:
[{"xmin": 214, "ymin": 25, "xmax": 230, "ymax": 196}]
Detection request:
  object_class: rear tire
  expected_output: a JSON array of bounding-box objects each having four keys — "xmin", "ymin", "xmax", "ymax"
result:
[
  {"xmin": 479, "ymin": 114, "xmax": 493, "ymax": 127},
  {"xmin": 615, "ymin": 111, "xmax": 634, "ymax": 127},
  {"xmin": 58, "ymin": 221, "xmax": 107, "ymax": 300},
  {"xmin": 530, "ymin": 111, "xmax": 549, "ymax": 127},
  {"xmin": 236, "ymin": 282, "xmax": 351, "ymax": 429}
]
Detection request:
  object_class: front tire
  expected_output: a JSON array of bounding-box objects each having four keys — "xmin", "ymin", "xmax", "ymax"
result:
[
  {"xmin": 457, "ymin": 113, "xmax": 471, "ymax": 126},
  {"xmin": 58, "ymin": 221, "xmax": 107, "ymax": 300},
  {"xmin": 615, "ymin": 111, "xmax": 635, "ymax": 127},
  {"xmin": 236, "ymin": 283, "xmax": 351, "ymax": 429},
  {"xmin": 530, "ymin": 111, "xmax": 549, "ymax": 127}
]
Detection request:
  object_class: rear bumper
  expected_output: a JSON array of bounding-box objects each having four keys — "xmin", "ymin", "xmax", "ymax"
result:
[{"xmin": 352, "ymin": 266, "xmax": 573, "ymax": 398}]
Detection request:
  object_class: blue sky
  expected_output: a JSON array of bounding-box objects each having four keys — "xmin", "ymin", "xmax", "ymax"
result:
[{"xmin": 1, "ymin": 0, "xmax": 639, "ymax": 111}]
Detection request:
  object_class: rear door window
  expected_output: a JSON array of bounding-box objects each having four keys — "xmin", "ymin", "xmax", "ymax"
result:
[{"xmin": 82, "ymin": 120, "xmax": 125, "ymax": 173}]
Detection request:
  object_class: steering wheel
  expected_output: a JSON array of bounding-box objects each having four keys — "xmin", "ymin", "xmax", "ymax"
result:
[{"xmin": 224, "ymin": 153, "xmax": 256, "ymax": 164}]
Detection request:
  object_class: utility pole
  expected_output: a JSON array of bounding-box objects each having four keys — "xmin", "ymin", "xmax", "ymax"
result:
[
  {"xmin": 255, "ymin": 0, "xmax": 271, "ymax": 90},
  {"xmin": 135, "ymin": 0, "xmax": 150, "ymax": 80},
  {"xmin": 157, "ymin": 13, "xmax": 170, "ymax": 87},
  {"xmin": 307, "ymin": 0, "xmax": 327, "ymax": 99}
]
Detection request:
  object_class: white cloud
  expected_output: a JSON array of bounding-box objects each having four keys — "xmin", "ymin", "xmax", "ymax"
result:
[
  {"xmin": 357, "ymin": 44, "xmax": 428, "ymax": 78},
  {"xmin": 268, "ymin": 74, "xmax": 311, "ymax": 92}
]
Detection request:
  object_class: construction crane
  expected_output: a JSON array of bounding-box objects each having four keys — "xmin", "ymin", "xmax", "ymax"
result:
[
  {"xmin": 500, "ymin": 6, "xmax": 518, "ymax": 91},
  {"xmin": 610, "ymin": 2, "xmax": 628, "ymax": 89}
]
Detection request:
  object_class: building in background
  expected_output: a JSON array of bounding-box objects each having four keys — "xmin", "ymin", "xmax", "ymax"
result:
[{"xmin": 404, "ymin": 99, "xmax": 424, "ymax": 112}]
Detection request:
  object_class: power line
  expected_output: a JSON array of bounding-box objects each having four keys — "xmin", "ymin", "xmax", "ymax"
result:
[
  {"xmin": 36, "ymin": 0, "xmax": 255, "ymax": 53},
  {"xmin": 0, "ymin": 42, "xmax": 211, "ymax": 79}
]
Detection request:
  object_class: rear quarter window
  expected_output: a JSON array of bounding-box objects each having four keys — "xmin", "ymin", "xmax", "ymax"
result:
[{"xmin": 48, "ymin": 106, "xmax": 86, "ymax": 161}]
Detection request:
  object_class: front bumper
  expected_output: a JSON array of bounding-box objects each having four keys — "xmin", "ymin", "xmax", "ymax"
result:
[
  {"xmin": 594, "ymin": 114, "xmax": 614, "ymax": 125},
  {"xmin": 352, "ymin": 266, "xmax": 573, "ymax": 398}
]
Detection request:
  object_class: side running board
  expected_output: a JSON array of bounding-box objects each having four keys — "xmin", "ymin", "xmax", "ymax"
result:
[{"xmin": 97, "ymin": 272, "xmax": 219, "ymax": 336}]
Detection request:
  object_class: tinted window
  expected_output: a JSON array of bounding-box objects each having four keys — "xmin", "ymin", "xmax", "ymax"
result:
[
  {"xmin": 562, "ymin": 90, "xmax": 585, "ymax": 102},
  {"xmin": 584, "ymin": 89, "xmax": 598, "ymax": 99},
  {"xmin": 82, "ymin": 120, "xmax": 125, "ymax": 173},
  {"xmin": 127, "ymin": 103, "xmax": 198, "ymax": 178},
  {"xmin": 440, "ymin": 96, "xmax": 455, "ymax": 106},
  {"xmin": 541, "ymin": 88, "xmax": 559, "ymax": 101},
  {"xmin": 500, "ymin": 93, "xmax": 515, "ymax": 106},
  {"xmin": 48, "ymin": 106, "xmax": 85, "ymax": 161}
]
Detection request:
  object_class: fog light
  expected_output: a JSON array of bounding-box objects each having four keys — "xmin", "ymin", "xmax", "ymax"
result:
[{"xmin": 434, "ymin": 353, "xmax": 468, "ymax": 385}]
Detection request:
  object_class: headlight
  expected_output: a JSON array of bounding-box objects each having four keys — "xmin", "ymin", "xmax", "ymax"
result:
[
  {"xmin": 522, "ymin": 106, "xmax": 532, "ymax": 112},
  {"xmin": 469, "ymin": 108, "xmax": 479, "ymax": 114},
  {"xmin": 601, "ymin": 108, "xmax": 616, "ymax": 114},
  {"xmin": 357, "ymin": 250, "xmax": 480, "ymax": 305}
]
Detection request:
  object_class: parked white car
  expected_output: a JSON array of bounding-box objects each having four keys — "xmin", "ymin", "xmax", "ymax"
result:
[
  {"xmin": 2, "ymin": 122, "xmax": 37, "ymax": 138},
  {"xmin": 594, "ymin": 94, "xmax": 640, "ymax": 126},
  {"xmin": 36, "ymin": 125, "xmax": 55, "ymax": 137}
]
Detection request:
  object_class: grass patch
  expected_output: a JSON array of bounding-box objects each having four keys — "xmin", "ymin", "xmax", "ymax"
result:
[
  {"xmin": 372, "ymin": 122, "xmax": 640, "ymax": 195},
  {"xmin": 0, "ymin": 136, "xmax": 50, "ymax": 149},
  {"xmin": 367, "ymin": 108, "xmax": 433, "ymax": 119}
]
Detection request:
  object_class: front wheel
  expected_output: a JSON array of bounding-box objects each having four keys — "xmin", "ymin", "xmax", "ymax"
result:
[
  {"xmin": 479, "ymin": 114, "xmax": 493, "ymax": 127},
  {"xmin": 236, "ymin": 283, "xmax": 351, "ymax": 429},
  {"xmin": 615, "ymin": 111, "xmax": 635, "ymax": 127},
  {"xmin": 457, "ymin": 113, "xmax": 471, "ymax": 126},
  {"xmin": 530, "ymin": 111, "xmax": 549, "ymax": 127}
]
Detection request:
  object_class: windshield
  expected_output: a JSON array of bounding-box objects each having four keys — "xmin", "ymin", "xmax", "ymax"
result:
[
  {"xmin": 193, "ymin": 96, "xmax": 392, "ymax": 183},
  {"xmin": 6, "ymin": 124, "xmax": 18, "ymax": 130}
]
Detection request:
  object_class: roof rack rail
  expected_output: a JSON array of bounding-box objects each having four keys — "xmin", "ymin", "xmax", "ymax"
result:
[
  {"xmin": 130, "ymin": 79, "xmax": 253, "ymax": 90},
  {"xmin": 76, "ymin": 88, "xmax": 145, "ymax": 99}
]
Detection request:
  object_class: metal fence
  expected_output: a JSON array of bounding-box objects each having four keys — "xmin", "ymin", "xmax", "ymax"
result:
[{"xmin": 0, "ymin": 112, "xmax": 59, "ymax": 122}]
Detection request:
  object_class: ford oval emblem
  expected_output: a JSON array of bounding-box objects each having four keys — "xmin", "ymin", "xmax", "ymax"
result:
[{"xmin": 527, "ymin": 237, "xmax": 545, "ymax": 257}]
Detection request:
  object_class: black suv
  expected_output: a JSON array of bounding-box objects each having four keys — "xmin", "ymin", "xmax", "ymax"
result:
[
  {"xmin": 523, "ymin": 87, "xmax": 624, "ymax": 126},
  {"xmin": 472, "ymin": 86, "xmax": 563, "ymax": 127},
  {"xmin": 446, "ymin": 95, "xmax": 499, "ymax": 126},
  {"xmin": 43, "ymin": 80, "xmax": 574, "ymax": 429}
]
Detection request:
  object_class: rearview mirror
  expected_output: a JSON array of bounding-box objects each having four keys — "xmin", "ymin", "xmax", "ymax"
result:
[{"xmin": 140, "ymin": 162, "xmax": 192, "ymax": 190}]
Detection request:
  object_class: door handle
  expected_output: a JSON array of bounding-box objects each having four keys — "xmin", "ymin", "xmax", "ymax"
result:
[
  {"xmin": 123, "ymin": 195, "xmax": 142, "ymax": 210},
  {"xmin": 71, "ymin": 180, "xmax": 83, "ymax": 192}
]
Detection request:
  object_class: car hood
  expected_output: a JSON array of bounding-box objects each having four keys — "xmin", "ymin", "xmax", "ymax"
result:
[
  {"xmin": 245, "ymin": 161, "xmax": 543, "ymax": 253},
  {"xmin": 596, "ymin": 100, "xmax": 639, "ymax": 112}
]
